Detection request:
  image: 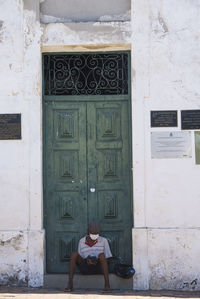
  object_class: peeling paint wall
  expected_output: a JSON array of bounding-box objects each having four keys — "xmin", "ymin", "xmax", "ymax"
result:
[
  {"xmin": 0, "ymin": 232, "xmax": 27, "ymax": 286},
  {"xmin": 1, "ymin": 0, "xmax": 200, "ymax": 291},
  {"xmin": 132, "ymin": 0, "xmax": 200, "ymax": 290},
  {"xmin": 41, "ymin": 22, "xmax": 131, "ymax": 47},
  {"xmin": 133, "ymin": 229, "xmax": 200, "ymax": 291},
  {"xmin": 0, "ymin": 0, "xmax": 44, "ymax": 287},
  {"xmin": 40, "ymin": 0, "xmax": 130, "ymax": 23},
  {"xmin": 0, "ymin": 0, "xmax": 131, "ymax": 288}
]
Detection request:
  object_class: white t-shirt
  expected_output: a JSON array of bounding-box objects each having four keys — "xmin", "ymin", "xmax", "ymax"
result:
[{"xmin": 78, "ymin": 236, "xmax": 112, "ymax": 259}]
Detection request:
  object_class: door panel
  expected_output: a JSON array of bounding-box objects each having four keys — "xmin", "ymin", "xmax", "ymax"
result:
[
  {"xmin": 87, "ymin": 101, "xmax": 132, "ymax": 267},
  {"xmin": 44, "ymin": 102, "xmax": 88, "ymax": 273},
  {"xmin": 44, "ymin": 100, "xmax": 132, "ymax": 273}
]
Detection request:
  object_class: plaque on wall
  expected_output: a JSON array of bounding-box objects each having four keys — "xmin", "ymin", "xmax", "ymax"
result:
[
  {"xmin": 151, "ymin": 131, "xmax": 192, "ymax": 159},
  {"xmin": 181, "ymin": 110, "xmax": 200, "ymax": 130},
  {"xmin": 0, "ymin": 114, "xmax": 21, "ymax": 140},
  {"xmin": 151, "ymin": 111, "xmax": 177, "ymax": 127}
]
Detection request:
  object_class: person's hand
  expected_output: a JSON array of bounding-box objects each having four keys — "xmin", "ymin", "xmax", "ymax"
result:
[{"xmin": 86, "ymin": 255, "xmax": 98, "ymax": 265}]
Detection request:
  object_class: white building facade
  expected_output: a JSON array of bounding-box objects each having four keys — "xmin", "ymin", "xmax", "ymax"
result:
[{"xmin": 0, "ymin": 0, "xmax": 200, "ymax": 290}]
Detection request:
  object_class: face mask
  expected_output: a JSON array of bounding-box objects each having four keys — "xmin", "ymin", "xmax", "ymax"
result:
[{"xmin": 90, "ymin": 234, "xmax": 99, "ymax": 241}]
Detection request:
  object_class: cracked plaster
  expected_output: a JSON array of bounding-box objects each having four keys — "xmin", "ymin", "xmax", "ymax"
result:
[{"xmin": 1, "ymin": 0, "xmax": 200, "ymax": 291}]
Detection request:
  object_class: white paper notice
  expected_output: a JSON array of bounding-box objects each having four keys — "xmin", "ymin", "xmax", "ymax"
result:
[{"xmin": 151, "ymin": 131, "xmax": 192, "ymax": 159}]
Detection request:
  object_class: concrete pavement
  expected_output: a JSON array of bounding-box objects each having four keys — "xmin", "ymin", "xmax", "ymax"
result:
[{"xmin": 0, "ymin": 288, "xmax": 200, "ymax": 299}]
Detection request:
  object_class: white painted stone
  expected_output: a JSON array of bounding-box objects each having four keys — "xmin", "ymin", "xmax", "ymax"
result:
[
  {"xmin": 133, "ymin": 228, "xmax": 200, "ymax": 291},
  {"xmin": 132, "ymin": 0, "xmax": 200, "ymax": 290},
  {"xmin": 0, "ymin": 0, "xmax": 44, "ymax": 287},
  {"xmin": 132, "ymin": 0, "xmax": 200, "ymax": 228},
  {"xmin": 28, "ymin": 230, "xmax": 44, "ymax": 287},
  {"xmin": 131, "ymin": 0, "xmax": 150, "ymax": 228},
  {"xmin": 41, "ymin": 21, "xmax": 131, "ymax": 46},
  {"xmin": 40, "ymin": 0, "xmax": 130, "ymax": 23},
  {"xmin": 0, "ymin": 0, "xmax": 200, "ymax": 291},
  {"xmin": 0, "ymin": 231, "xmax": 28, "ymax": 286},
  {"xmin": 132, "ymin": 229, "xmax": 149, "ymax": 290},
  {"xmin": 144, "ymin": 0, "xmax": 200, "ymax": 228}
]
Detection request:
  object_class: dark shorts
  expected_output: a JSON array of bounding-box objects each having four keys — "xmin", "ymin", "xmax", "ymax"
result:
[{"xmin": 78, "ymin": 259, "xmax": 102, "ymax": 275}]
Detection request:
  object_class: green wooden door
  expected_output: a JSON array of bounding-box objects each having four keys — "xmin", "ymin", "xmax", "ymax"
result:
[
  {"xmin": 44, "ymin": 101, "xmax": 88, "ymax": 273},
  {"xmin": 87, "ymin": 101, "xmax": 132, "ymax": 267},
  {"xmin": 44, "ymin": 99, "xmax": 132, "ymax": 273},
  {"xmin": 43, "ymin": 52, "xmax": 132, "ymax": 273}
]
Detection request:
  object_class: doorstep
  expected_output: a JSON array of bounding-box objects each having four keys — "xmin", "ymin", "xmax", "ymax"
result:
[{"xmin": 44, "ymin": 274, "xmax": 133, "ymax": 290}]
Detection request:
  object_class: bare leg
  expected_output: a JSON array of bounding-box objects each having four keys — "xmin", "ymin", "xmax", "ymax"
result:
[
  {"xmin": 65, "ymin": 252, "xmax": 82, "ymax": 292},
  {"xmin": 98, "ymin": 253, "xmax": 111, "ymax": 291}
]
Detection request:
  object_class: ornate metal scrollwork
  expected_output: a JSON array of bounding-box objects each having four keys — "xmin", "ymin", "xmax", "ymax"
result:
[{"xmin": 44, "ymin": 53, "xmax": 128, "ymax": 96}]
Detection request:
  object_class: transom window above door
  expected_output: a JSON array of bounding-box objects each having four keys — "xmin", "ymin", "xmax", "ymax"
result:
[{"xmin": 43, "ymin": 53, "xmax": 129, "ymax": 96}]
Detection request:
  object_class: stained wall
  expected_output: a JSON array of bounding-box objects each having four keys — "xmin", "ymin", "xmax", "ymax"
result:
[
  {"xmin": 0, "ymin": 0, "xmax": 44, "ymax": 287},
  {"xmin": 40, "ymin": 0, "xmax": 130, "ymax": 23},
  {"xmin": 0, "ymin": 0, "xmax": 200, "ymax": 290},
  {"xmin": 132, "ymin": 0, "xmax": 200, "ymax": 290}
]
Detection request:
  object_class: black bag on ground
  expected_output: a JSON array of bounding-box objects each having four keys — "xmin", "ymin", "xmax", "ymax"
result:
[{"xmin": 114, "ymin": 263, "xmax": 135, "ymax": 279}]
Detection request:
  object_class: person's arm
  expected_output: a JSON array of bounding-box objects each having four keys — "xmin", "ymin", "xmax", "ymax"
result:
[
  {"xmin": 104, "ymin": 238, "xmax": 112, "ymax": 259},
  {"xmin": 78, "ymin": 239, "xmax": 82, "ymax": 257}
]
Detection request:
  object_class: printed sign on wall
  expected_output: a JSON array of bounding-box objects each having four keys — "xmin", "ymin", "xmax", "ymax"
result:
[{"xmin": 151, "ymin": 131, "xmax": 192, "ymax": 159}]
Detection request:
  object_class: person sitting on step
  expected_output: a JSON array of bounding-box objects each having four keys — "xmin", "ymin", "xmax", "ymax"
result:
[{"xmin": 65, "ymin": 222, "xmax": 112, "ymax": 292}]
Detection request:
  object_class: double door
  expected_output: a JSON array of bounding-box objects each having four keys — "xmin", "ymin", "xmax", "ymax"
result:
[{"xmin": 44, "ymin": 99, "xmax": 132, "ymax": 273}]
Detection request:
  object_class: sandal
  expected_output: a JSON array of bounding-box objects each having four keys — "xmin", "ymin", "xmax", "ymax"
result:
[{"xmin": 64, "ymin": 287, "xmax": 73, "ymax": 292}]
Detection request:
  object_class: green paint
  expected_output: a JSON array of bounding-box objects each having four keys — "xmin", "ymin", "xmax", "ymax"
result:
[
  {"xmin": 43, "ymin": 52, "xmax": 133, "ymax": 273},
  {"xmin": 195, "ymin": 132, "xmax": 200, "ymax": 164}
]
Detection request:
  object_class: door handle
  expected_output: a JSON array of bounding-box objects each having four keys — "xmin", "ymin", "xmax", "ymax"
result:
[{"xmin": 90, "ymin": 188, "xmax": 95, "ymax": 193}]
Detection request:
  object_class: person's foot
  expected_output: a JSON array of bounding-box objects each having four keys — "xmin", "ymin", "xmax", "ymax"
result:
[
  {"xmin": 64, "ymin": 283, "xmax": 73, "ymax": 292},
  {"xmin": 64, "ymin": 287, "xmax": 73, "ymax": 292},
  {"xmin": 101, "ymin": 286, "xmax": 111, "ymax": 293}
]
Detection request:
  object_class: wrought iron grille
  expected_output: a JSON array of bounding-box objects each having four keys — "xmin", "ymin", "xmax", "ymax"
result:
[{"xmin": 44, "ymin": 53, "xmax": 128, "ymax": 96}]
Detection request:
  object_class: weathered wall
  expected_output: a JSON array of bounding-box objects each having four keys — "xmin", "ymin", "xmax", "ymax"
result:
[
  {"xmin": 0, "ymin": 0, "xmax": 131, "ymax": 287},
  {"xmin": 40, "ymin": 0, "xmax": 130, "ymax": 23},
  {"xmin": 0, "ymin": 0, "xmax": 44, "ymax": 286},
  {"xmin": 41, "ymin": 21, "xmax": 131, "ymax": 49},
  {"xmin": 132, "ymin": 0, "xmax": 200, "ymax": 290},
  {"xmin": 1, "ymin": 0, "xmax": 200, "ymax": 290}
]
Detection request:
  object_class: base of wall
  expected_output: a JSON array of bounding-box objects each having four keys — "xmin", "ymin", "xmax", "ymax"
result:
[
  {"xmin": 0, "ymin": 230, "xmax": 44, "ymax": 287},
  {"xmin": 44, "ymin": 274, "xmax": 133, "ymax": 290},
  {"xmin": 132, "ymin": 228, "xmax": 200, "ymax": 291},
  {"xmin": 2, "ymin": 227, "xmax": 200, "ymax": 290}
]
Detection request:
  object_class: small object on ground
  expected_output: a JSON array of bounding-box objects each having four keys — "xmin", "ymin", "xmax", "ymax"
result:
[{"xmin": 114, "ymin": 263, "xmax": 135, "ymax": 279}]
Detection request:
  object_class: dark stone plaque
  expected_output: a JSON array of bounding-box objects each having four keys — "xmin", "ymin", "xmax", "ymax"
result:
[
  {"xmin": 0, "ymin": 114, "xmax": 21, "ymax": 140},
  {"xmin": 181, "ymin": 110, "xmax": 200, "ymax": 130},
  {"xmin": 151, "ymin": 111, "xmax": 177, "ymax": 127}
]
